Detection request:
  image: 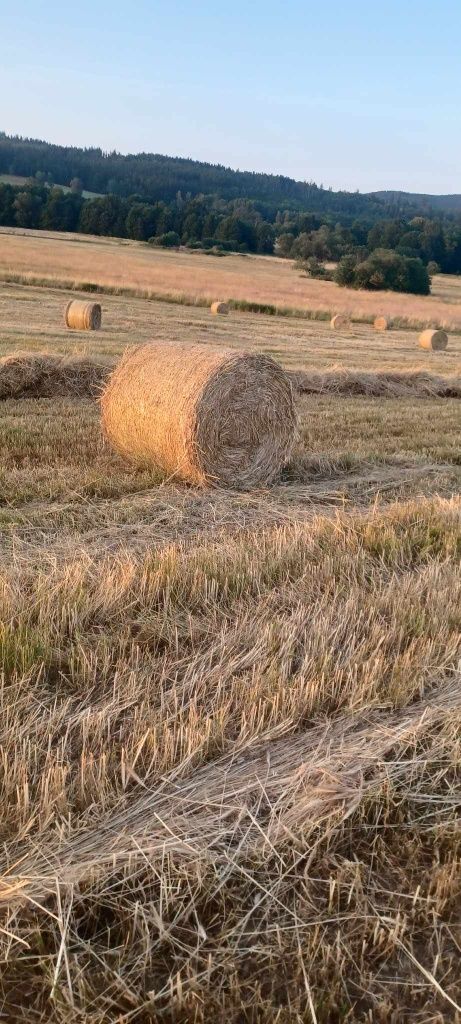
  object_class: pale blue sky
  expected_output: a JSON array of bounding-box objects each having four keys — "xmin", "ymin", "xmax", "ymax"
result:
[{"xmin": 2, "ymin": 0, "xmax": 460, "ymax": 193}]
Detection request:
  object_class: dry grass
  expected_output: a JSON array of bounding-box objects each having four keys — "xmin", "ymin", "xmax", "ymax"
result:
[
  {"xmin": 1, "ymin": 499, "xmax": 461, "ymax": 1021},
  {"xmin": 291, "ymin": 367, "xmax": 461, "ymax": 398},
  {"xmin": 0, "ymin": 272, "xmax": 460, "ymax": 1021},
  {"xmin": 3, "ymin": 226, "xmax": 461, "ymax": 329},
  {"xmin": 1, "ymin": 282, "xmax": 461, "ymax": 379},
  {"xmin": 0, "ymin": 353, "xmax": 109, "ymax": 399}
]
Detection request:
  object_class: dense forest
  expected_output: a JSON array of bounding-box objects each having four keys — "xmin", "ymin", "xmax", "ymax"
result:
[
  {"xmin": 1, "ymin": 133, "xmax": 461, "ymax": 274},
  {"xmin": 2, "ymin": 179, "xmax": 461, "ymax": 274},
  {"xmin": 0, "ymin": 133, "xmax": 418, "ymax": 220}
]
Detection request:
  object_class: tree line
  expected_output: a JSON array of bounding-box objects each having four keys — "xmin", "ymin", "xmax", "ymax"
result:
[{"xmin": 2, "ymin": 179, "xmax": 461, "ymax": 276}]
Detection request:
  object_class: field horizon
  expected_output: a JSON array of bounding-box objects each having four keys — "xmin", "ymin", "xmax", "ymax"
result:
[{"xmin": 2, "ymin": 226, "xmax": 461, "ymax": 331}]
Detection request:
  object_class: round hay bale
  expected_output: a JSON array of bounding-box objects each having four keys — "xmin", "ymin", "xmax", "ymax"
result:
[
  {"xmin": 374, "ymin": 316, "xmax": 388, "ymax": 332},
  {"xmin": 101, "ymin": 343, "xmax": 297, "ymax": 489},
  {"xmin": 330, "ymin": 314, "xmax": 349, "ymax": 330},
  {"xmin": 210, "ymin": 301, "xmax": 229, "ymax": 316},
  {"xmin": 419, "ymin": 329, "xmax": 448, "ymax": 351},
  {"xmin": 65, "ymin": 299, "xmax": 102, "ymax": 331}
]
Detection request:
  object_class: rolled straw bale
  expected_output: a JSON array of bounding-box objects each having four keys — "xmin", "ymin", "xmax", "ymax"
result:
[
  {"xmin": 419, "ymin": 328, "xmax": 448, "ymax": 351},
  {"xmin": 65, "ymin": 299, "xmax": 102, "ymax": 331},
  {"xmin": 0, "ymin": 353, "xmax": 110, "ymax": 399},
  {"xmin": 101, "ymin": 343, "xmax": 297, "ymax": 488},
  {"xmin": 374, "ymin": 316, "xmax": 388, "ymax": 331},
  {"xmin": 330, "ymin": 313, "xmax": 349, "ymax": 330},
  {"xmin": 210, "ymin": 301, "xmax": 229, "ymax": 316}
]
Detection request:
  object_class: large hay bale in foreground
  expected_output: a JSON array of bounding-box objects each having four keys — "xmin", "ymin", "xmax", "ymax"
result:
[
  {"xmin": 65, "ymin": 299, "xmax": 102, "ymax": 331},
  {"xmin": 374, "ymin": 316, "xmax": 388, "ymax": 331},
  {"xmin": 419, "ymin": 328, "xmax": 448, "ymax": 351},
  {"xmin": 330, "ymin": 313, "xmax": 349, "ymax": 330},
  {"xmin": 101, "ymin": 343, "xmax": 297, "ymax": 488},
  {"xmin": 210, "ymin": 301, "xmax": 229, "ymax": 316},
  {"xmin": 0, "ymin": 353, "xmax": 110, "ymax": 399}
]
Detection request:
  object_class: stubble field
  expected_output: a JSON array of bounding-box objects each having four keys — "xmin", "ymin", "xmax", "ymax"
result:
[
  {"xmin": 2, "ymin": 225, "xmax": 461, "ymax": 329},
  {"xmin": 0, "ymin": 230, "xmax": 460, "ymax": 1023}
]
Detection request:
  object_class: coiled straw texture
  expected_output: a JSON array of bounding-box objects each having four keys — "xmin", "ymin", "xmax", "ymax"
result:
[
  {"xmin": 65, "ymin": 300, "xmax": 102, "ymax": 330},
  {"xmin": 101, "ymin": 343, "xmax": 297, "ymax": 488}
]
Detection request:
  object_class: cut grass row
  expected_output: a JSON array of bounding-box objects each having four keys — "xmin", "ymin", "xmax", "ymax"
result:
[{"xmin": 0, "ymin": 496, "xmax": 460, "ymax": 1020}]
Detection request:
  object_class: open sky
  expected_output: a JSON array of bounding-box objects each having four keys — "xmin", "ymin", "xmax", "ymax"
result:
[{"xmin": 2, "ymin": 0, "xmax": 460, "ymax": 194}]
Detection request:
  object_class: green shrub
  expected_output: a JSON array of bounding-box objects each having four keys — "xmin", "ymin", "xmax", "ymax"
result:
[
  {"xmin": 335, "ymin": 249, "xmax": 430, "ymax": 295},
  {"xmin": 333, "ymin": 254, "xmax": 357, "ymax": 287},
  {"xmin": 149, "ymin": 231, "xmax": 180, "ymax": 248},
  {"xmin": 297, "ymin": 256, "xmax": 333, "ymax": 280}
]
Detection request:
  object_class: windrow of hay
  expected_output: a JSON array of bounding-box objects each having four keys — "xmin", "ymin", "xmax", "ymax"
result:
[
  {"xmin": 374, "ymin": 315, "xmax": 389, "ymax": 331},
  {"xmin": 210, "ymin": 300, "xmax": 229, "ymax": 315},
  {"xmin": 102, "ymin": 342, "xmax": 297, "ymax": 488},
  {"xmin": 330, "ymin": 313, "xmax": 349, "ymax": 329},
  {"xmin": 290, "ymin": 367, "xmax": 461, "ymax": 398},
  {"xmin": 419, "ymin": 328, "xmax": 449, "ymax": 350},
  {"xmin": 65, "ymin": 298, "xmax": 102, "ymax": 330},
  {"xmin": 0, "ymin": 353, "xmax": 110, "ymax": 399},
  {"xmin": 2, "ymin": 677, "xmax": 460, "ymax": 906},
  {"xmin": 0, "ymin": 496, "xmax": 460, "ymax": 1019}
]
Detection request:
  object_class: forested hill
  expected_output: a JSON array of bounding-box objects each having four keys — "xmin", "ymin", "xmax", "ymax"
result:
[
  {"xmin": 372, "ymin": 191, "xmax": 461, "ymax": 214},
  {"xmin": 0, "ymin": 133, "xmax": 414, "ymax": 221}
]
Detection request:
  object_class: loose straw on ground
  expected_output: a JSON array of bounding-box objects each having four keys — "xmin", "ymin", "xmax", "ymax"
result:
[
  {"xmin": 101, "ymin": 342, "xmax": 297, "ymax": 488},
  {"xmin": 0, "ymin": 353, "xmax": 110, "ymax": 399},
  {"xmin": 65, "ymin": 299, "xmax": 102, "ymax": 330},
  {"xmin": 289, "ymin": 367, "xmax": 461, "ymax": 398}
]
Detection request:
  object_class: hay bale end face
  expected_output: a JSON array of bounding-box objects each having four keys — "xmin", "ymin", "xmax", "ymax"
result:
[
  {"xmin": 419, "ymin": 329, "xmax": 448, "ymax": 351},
  {"xmin": 210, "ymin": 301, "xmax": 229, "ymax": 316},
  {"xmin": 65, "ymin": 299, "xmax": 102, "ymax": 331},
  {"xmin": 374, "ymin": 316, "xmax": 388, "ymax": 332},
  {"xmin": 330, "ymin": 313, "xmax": 349, "ymax": 330},
  {"xmin": 101, "ymin": 343, "xmax": 297, "ymax": 489}
]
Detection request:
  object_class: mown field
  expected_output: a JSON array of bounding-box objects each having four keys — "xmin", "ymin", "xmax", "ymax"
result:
[
  {"xmin": 2, "ymin": 225, "xmax": 461, "ymax": 329},
  {"xmin": 0, "ymin": 232, "xmax": 460, "ymax": 1023}
]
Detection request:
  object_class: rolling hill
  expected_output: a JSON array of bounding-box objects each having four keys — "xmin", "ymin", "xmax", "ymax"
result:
[{"xmin": 371, "ymin": 190, "xmax": 461, "ymax": 214}]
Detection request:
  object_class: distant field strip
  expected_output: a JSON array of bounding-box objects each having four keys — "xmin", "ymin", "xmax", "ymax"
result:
[
  {"xmin": 1, "ymin": 270, "xmax": 460, "ymax": 331},
  {"xmin": 2, "ymin": 227, "xmax": 461, "ymax": 330}
]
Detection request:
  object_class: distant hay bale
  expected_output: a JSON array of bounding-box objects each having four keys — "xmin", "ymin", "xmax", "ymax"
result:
[
  {"xmin": 101, "ymin": 343, "xmax": 297, "ymax": 488},
  {"xmin": 210, "ymin": 301, "xmax": 229, "ymax": 316},
  {"xmin": 330, "ymin": 314, "xmax": 349, "ymax": 330},
  {"xmin": 65, "ymin": 299, "xmax": 102, "ymax": 331},
  {"xmin": 419, "ymin": 329, "xmax": 448, "ymax": 351},
  {"xmin": 374, "ymin": 316, "xmax": 388, "ymax": 331},
  {"xmin": 0, "ymin": 353, "xmax": 110, "ymax": 399}
]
